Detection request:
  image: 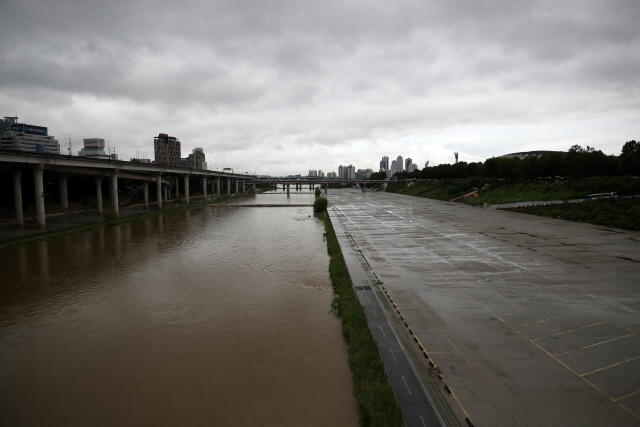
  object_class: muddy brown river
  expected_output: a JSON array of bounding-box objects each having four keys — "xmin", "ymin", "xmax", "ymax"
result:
[{"xmin": 0, "ymin": 192, "xmax": 359, "ymax": 426}]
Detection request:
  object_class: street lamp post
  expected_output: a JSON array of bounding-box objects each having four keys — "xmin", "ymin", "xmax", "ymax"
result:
[{"xmin": 62, "ymin": 133, "xmax": 71, "ymax": 156}]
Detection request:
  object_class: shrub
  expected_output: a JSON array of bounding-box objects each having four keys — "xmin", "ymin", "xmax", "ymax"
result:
[
  {"xmin": 315, "ymin": 187, "xmax": 322, "ymax": 197},
  {"xmin": 313, "ymin": 196, "xmax": 328, "ymax": 213}
]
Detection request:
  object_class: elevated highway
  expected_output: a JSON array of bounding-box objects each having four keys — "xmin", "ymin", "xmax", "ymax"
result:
[{"xmin": 0, "ymin": 150, "xmax": 256, "ymax": 229}]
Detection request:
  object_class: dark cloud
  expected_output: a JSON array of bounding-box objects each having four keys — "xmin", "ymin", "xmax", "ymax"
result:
[{"xmin": 1, "ymin": 0, "xmax": 639, "ymax": 174}]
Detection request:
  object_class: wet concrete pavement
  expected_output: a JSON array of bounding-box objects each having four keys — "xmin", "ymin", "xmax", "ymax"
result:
[{"xmin": 328, "ymin": 189, "xmax": 640, "ymax": 427}]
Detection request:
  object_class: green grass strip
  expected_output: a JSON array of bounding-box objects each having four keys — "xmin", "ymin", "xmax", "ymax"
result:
[{"xmin": 322, "ymin": 212, "xmax": 403, "ymax": 427}]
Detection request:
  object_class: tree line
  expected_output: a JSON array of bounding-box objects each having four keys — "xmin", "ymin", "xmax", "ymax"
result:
[{"xmin": 370, "ymin": 140, "xmax": 640, "ymax": 182}]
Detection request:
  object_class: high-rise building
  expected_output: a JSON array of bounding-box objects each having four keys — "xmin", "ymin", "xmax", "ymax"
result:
[
  {"xmin": 396, "ymin": 156, "xmax": 404, "ymax": 173},
  {"xmin": 308, "ymin": 170, "xmax": 318, "ymax": 177},
  {"xmin": 318, "ymin": 170, "xmax": 325, "ymax": 178},
  {"xmin": 380, "ymin": 156, "xmax": 389, "ymax": 171},
  {"xmin": 405, "ymin": 158, "xmax": 413, "ymax": 172},
  {"xmin": 154, "ymin": 133, "xmax": 181, "ymax": 167},
  {"xmin": 356, "ymin": 168, "xmax": 373, "ymax": 180},
  {"xmin": 0, "ymin": 116, "xmax": 60, "ymax": 154},
  {"xmin": 391, "ymin": 159, "xmax": 397, "ymax": 174},
  {"xmin": 326, "ymin": 172, "xmax": 337, "ymax": 179},
  {"xmin": 411, "ymin": 164, "xmax": 418, "ymax": 172}
]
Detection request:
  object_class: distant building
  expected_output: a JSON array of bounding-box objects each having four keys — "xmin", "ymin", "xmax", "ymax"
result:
[
  {"xmin": 326, "ymin": 171, "xmax": 337, "ymax": 179},
  {"xmin": 337, "ymin": 165, "xmax": 355, "ymax": 179},
  {"xmin": 396, "ymin": 156, "xmax": 404, "ymax": 173},
  {"xmin": 405, "ymin": 158, "xmax": 413, "ymax": 172},
  {"xmin": 356, "ymin": 168, "xmax": 373, "ymax": 180},
  {"xmin": 380, "ymin": 156, "xmax": 389, "ymax": 170},
  {"xmin": 154, "ymin": 133, "xmax": 181, "ymax": 167},
  {"xmin": 498, "ymin": 150, "xmax": 566, "ymax": 159},
  {"xmin": 391, "ymin": 159, "xmax": 397, "ymax": 174},
  {"xmin": 308, "ymin": 170, "xmax": 318, "ymax": 177},
  {"xmin": 78, "ymin": 138, "xmax": 108, "ymax": 159},
  {"xmin": 411, "ymin": 164, "xmax": 418, "ymax": 172},
  {"xmin": 182, "ymin": 147, "xmax": 207, "ymax": 170},
  {"xmin": 0, "ymin": 116, "xmax": 60, "ymax": 154},
  {"xmin": 317, "ymin": 170, "xmax": 324, "ymax": 178},
  {"xmin": 425, "ymin": 161, "xmax": 429, "ymax": 168}
]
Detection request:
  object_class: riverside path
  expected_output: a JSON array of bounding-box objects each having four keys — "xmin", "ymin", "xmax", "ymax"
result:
[{"xmin": 327, "ymin": 188, "xmax": 640, "ymax": 427}]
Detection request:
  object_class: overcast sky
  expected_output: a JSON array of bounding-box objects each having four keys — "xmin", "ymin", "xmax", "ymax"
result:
[{"xmin": 1, "ymin": 1, "xmax": 639, "ymax": 175}]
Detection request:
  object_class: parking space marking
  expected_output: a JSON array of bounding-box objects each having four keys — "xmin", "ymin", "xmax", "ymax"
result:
[
  {"xmin": 581, "ymin": 355, "xmax": 640, "ymax": 377},
  {"xmin": 531, "ymin": 322, "xmax": 605, "ymax": 341},
  {"xmin": 554, "ymin": 333, "xmax": 635, "ymax": 357},
  {"xmin": 614, "ymin": 390, "xmax": 640, "ymax": 402},
  {"xmin": 514, "ymin": 312, "xmax": 582, "ymax": 329}
]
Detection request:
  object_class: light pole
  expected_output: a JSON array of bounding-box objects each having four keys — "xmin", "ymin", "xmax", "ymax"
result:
[
  {"xmin": 134, "ymin": 146, "xmax": 139, "ymax": 160},
  {"xmin": 63, "ymin": 133, "xmax": 71, "ymax": 156}
]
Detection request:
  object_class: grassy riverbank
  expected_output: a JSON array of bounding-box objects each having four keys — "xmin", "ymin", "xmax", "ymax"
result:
[
  {"xmin": 504, "ymin": 198, "xmax": 640, "ymax": 230},
  {"xmin": 321, "ymin": 212, "xmax": 403, "ymax": 427},
  {"xmin": 387, "ymin": 176, "xmax": 640, "ymax": 204}
]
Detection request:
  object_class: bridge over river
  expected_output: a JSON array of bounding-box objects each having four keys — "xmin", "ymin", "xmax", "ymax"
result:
[{"xmin": 0, "ymin": 151, "xmax": 256, "ymax": 229}]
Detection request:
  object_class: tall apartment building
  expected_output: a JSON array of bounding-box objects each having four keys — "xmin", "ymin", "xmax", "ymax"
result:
[
  {"xmin": 0, "ymin": 116, "xmax": 60, "ymax": 154},
  {"xmin": 154, "ymin": 133, "xmax": 181, "ymax": 167},
  {"xmin": 326, "ymin": 172, "xmax": 337, "ymax": 179},
  {"xmin": 380, "ymin": 156, "xmax": 389, "ymax": 171},
  {"xmin": 318, "ymin": 170, "xmax": 324, "ymax": 178},
  {"xmin": 396, "ymin": 156, "xmax": 404, "ymax": 173},
  {"xmin": 308, "ymin": 170, "xmax": 318, "ymax": 177},
  {"xmin": 338, "ymin": 165, "xmax": 355, "ymax": 179},
  {"xmin": 405, "ymin": 158, "xmax": 413, "ymax": 172}
]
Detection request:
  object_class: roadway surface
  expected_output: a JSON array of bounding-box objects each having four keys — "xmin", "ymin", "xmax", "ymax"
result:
[{"xmin": 328, "ymin": 188, "xmax": 640, "ymax": 427}]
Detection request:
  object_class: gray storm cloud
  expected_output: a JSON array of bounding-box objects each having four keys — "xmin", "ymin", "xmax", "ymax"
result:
[{"xmin": 1, "ymin": 0, "xmax": 639, "ymax": 175}]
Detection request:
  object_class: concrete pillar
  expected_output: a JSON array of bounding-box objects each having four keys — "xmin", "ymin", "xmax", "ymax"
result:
[
  {"xmin": 325, "ymin": 184, "xmax": 327, "ymax": 194},
  {"xmin": 242, "ymin": 180, "xmax": 246, "ymax": 193},
  {"xmin": 95, "ymin": 177, "xmax": 104, "ymax": 216},
  {"xmin": 287, "ymin": 184, "xmax": 290, "ymax": 196},
  {"xmin": 33, "ymin": 167, "xmax": 49, "ymax": 228},
  {"xmin": 110, "ymin": 172, "xmax": 119, "ymax": 217},
  {"xmin": 202, "ymin": 177, "xmax": 207, "ymax": 201},
  {"xmin": 227, "ymin": 178, "xmax": 231, "ymax": 196},
  {"xmin": 184, "ymin": 175, "xmax": 190, "ymax": 205},
  {"xmin": 175, "ymin": 177, "xmax": 180, "ymax": 199},
  {"xmin": 235, "ymin": 179, "xmax": 238, "ymax": 195},
  {"xmin": 362, "ymin": 183, "xmax": 365, "ymax": 192},
  {"xmin": 210, "ymin": 176, "xmax": 215, "ymax": 194},
  {"xmin": 58, "ymin": 174, "xmax": 68, "ymax": 209},
  {"xmin": 12, "ymin": 170, "xmax": 23, "ymax": 228},
  {"xmin": 143, "ymin": 181, "xmax": 149, "ymax": 209},
  {"xmin": 156, "ymin": 173, "xmax": 163, "ymax": 210},
  {"xmin": 163, "ymin": 185, "xmax": 168, "ymax": 203},
  {"xmin": 217, "ymin": 176, "xmax": 221, "ymax": 198}
]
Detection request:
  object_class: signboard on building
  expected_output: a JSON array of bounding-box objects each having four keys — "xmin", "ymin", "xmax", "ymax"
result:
[
  {"xmin": 10, "ymin": 123, "xmax": 48, "ymax": 136},
  {"xmin": 83, "ymin": 138, "xmax": 105, "ymax": 148}
]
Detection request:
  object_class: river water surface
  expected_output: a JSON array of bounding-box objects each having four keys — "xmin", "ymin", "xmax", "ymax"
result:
[{"xmin": 0, "ymin": 191, "xmax": 359, "ymax": 426}]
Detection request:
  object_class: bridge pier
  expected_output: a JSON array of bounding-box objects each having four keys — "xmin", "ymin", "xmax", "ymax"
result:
[
  {"xmin": 12, "ymin": 169, "xmax": 23, "ymax": 228},
  {"xmin": 325, "ymin": 183, "xmax": 327, "ymax": 194},
  {"xmin": 142, "ymin": 181, "xmax": 148, "ymax": 210},
  {"xmin": 58, "ymin": 174, "xmax": 68, "ymax": 210},
  {"xmin": 242, "ymin": 180, "xmax": 246, "ymax": 193},
  {"xmin": 235, "ymin": 180, "xmax": 238, "ymax": 195},
  {"xmin": 217, "ymin": 176, "xmax": 221, "ymax": 199},
  {"xmin": 156, "ymin": 173, "xmax": 163, "ymax": 210},
  {"xmin": 210, "ymin": 176, "xmax": 215, "ymax": 197},
  {"xmin": 175, "ymin": 176, "xmax": 180, "ymax": 199},
  {"xmin": 361, "ymin": 183, "xmax": 365, "ymax": 192},
  {"xmin": 184, "ymin": 174, "xmax": 190, "ymax": 205},
  {"xmin": 287, "ymin": 184, "xmax": 290, "ymax": 196},
  {"xmin": 95, "ymin": 177, "xmax": 104, "ymax": 215},
  {"xmin": 202, "ymin": 177, "xmax": 207, "ymax": 201},
  {"xmin": 33, "ymin": 166, "xmax": 46, "ymax": 228},
  {"xmin": 110, "ymin": 171, "xmax": 119, "ymax": 217},
  {"xmin": 163, "ymin": 184, "xmax": 168, "ymax": 203},
  {"xmin": 227, "ymin": 177, "xmax": 231, "ymax": 197}
]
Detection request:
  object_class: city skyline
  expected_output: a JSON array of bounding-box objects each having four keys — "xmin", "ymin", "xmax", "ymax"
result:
[{"xmin": 2, "ymin": 2, "xmax": 639, "ymax": 176}]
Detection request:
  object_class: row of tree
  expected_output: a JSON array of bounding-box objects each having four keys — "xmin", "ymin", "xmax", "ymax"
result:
[{"xmin": 370, "ymin": 141, "xmax": 640, "ymax": 182}]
